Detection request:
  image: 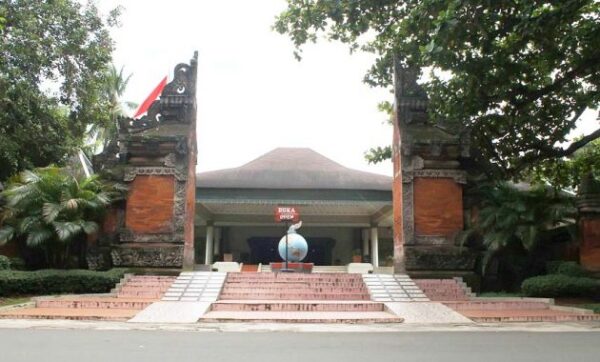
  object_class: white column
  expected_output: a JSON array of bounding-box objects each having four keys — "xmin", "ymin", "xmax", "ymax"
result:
[
  {"xmin": 361, "ymin": 228, "xmax": 370, "ymax": 257},
  {"xmin": 204, "ymin": 225, "xmax": 214, "ymax": 265},
  {"xmin": 213, "ymin": 227, "xmax": 221, "ymax": 261},
  {"xmin": 370, "ymin": 226, "xmax": 379, "ymax": 267}
]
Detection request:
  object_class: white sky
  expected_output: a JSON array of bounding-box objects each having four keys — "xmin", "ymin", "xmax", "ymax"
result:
[
  {"xmin": 97, "ymin": 0, "xmax": 393, "ymax": 176},
  {"xmin": 98, "ymin": 0, "xmax": 598, "ymax": 177}
]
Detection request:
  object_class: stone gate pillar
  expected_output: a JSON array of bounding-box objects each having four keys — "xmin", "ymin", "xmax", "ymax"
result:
[
  {"xmin": 578, "ymin": 174, "xmax": 600, "ymax": 272},
  {"xmin": 95, "ymin": 53, "xmax": 198, "ymax": 269},
  {"xmin": 392, "ymin": 60, "xmax": 476, "ymax": 276}
]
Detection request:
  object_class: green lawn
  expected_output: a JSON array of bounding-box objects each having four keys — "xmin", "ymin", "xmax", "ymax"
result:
[
  {"xmin": 0, "ymin": 297, "xmax": 31, "ymax": 307},
  {"xmin": 573, "ymin": 304, "xmax": 600, "ymax": 314}
]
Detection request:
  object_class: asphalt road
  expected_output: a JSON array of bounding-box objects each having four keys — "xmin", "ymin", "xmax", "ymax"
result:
[{"xmin": 1, "ymin": 329, "xmax": 599, "ymax": 362}]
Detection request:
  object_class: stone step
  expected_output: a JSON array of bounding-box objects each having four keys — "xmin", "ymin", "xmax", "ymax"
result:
[
  {"xmin": 225, "ymin": 277, "xmax": 364, "ymax": 283},
  {"xmin": 223, "ymin": 282, "xmax": 367, "ymax": 287},
  {"xmin": 0, "ymin": 307, "xmax": 138, "ymax": 321},
  {"xmin": 227, "ymin": 272, "xmax": 361, "ymax": 279},
  {"xmin": 413, "ymin": 279, "xmax": 472, "ymax": 301},
  {"xmin": 116, "ymin": 292, "xmax": 163, "ymax": 299},
  {"xmin": 200, "ymin": 310, "xmax": 403, "ymax": 323},
  {"xmin": 419, "ymin": 292, "xmax": 469, "ymax": 297},
  {"xmin": 444, "ymin": 300, "xmax": 552, "ymax": 311},
  {"xmin": 223, "ymin": 284, "xmax": 368, "ymax": 293},
  {"xmin": 461, "ymin": 309, "xmax": 600, "ymax": 323},
  {"xmin": 219, "ymin": 292, "xmax": 371, "ymax": 300},
  {"xmin": 119, "ymin": 284, "xmax": 171, "ymax": 292},
  {"xmin": 211, "ymin": 301, "xmax": 385, "ymax": 312},
  {"xmin": 126, "ymin": 278, "xmax": 176, "ymax": 283},
  {"xmin": 35, "ymin": 297, "xmax": 153, "ymax": 310}
]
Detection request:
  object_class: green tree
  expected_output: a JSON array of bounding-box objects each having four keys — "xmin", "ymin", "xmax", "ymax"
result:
[
  {"xmin": 529, "ymin": 138, "xmax": 600, "ymax": 190},
  {"xmin": 274, "ymin": 1, "xmax": 600, "ymax": 179},
  {"xmin": 0, "ymin": 0, "xmax": 121, "ymax": 181},
  {"xmin": 0, "ymin": 167, "xmax": 124, "ymax": 268}
]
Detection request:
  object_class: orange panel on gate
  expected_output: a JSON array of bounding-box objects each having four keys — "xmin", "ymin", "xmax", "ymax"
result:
[
  {"xmin": 580, "ymin": 218, "xmax": 600, "ymax": 271},
  {"xmin": 125, "ymin": 175, "xmax": 175, "ymax": 233},
  {"xmin": 414, "ymin": 177, "xmax": 463, "ymax": 237}
]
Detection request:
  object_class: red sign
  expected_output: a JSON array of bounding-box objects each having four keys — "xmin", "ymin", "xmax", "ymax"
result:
[{"xmin": 274, "ymin": 206, "xmax": 300, "ymax": 223}]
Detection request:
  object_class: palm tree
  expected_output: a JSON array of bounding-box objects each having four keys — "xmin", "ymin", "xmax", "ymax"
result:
[
  {"xmin": 0, "ymin": 166, "xmax": 125, "ymax": 268},
  {"xmin": 88, "ymin": 65, "xmax": 136, "ymax": 154},
  {"xmin": 461, "ymin": 182, "xmax": 577, "ymax": 273}
]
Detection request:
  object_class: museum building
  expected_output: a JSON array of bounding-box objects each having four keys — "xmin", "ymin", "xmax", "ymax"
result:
[{"xmin": 194, "ymin": 147, "xmax": 394, "ymax": 268}]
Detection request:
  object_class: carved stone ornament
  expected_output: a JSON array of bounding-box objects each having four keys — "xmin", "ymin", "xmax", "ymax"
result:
[
  {"xmin": 402, "ymin": 180, "xmax": 415, "ymax": 245},
  {"xmin": 163, "ymin": 153, "xmax": 177, "ymax": 167},
  {"xmin": 111, "ymin": 245, "xmax": 184, "ymax": 267},
  {"xmin": 403, "ymin": 169, "xmax": 467, "ymax": 184},
  {"xmin": 162, "ymin": 63, "xmax": 194, "ymax": 97},
  {"xmin": 123, "ymin": 167, "xmax": 187, "ymax": 182},
  {"xmin": 405, "ymin": 246, "xmax": 477, "ymax": 271},
  {"xmin": 393, "ymin": 60, "xmax": 429, "ymax": 126},
  {"xmin": 119, "ymin": 228, "xmax": 184, "ymax": 243}
]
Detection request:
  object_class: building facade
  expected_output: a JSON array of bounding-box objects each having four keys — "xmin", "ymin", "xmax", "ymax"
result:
[{"xmin": 194, "ymin": 148, "xmax": 394, "ymax": 267}]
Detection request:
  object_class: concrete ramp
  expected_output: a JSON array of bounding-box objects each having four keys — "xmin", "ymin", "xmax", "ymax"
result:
[
  {"xmin": 385, "ymin": 302, "xmax": 473, "ymax": 324},
  {"xmin": 129, "ymin": 301, "xmax": 211, "ymax": 323}
]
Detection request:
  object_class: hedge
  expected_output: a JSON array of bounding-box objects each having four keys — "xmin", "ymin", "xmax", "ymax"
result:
[
  {"xmin": 0, "ymin": 269, "xmax": 127, "ymax": 296},
  {"xmin": 0, "ymin": 256, "xmax": 9, "ymax": 270},
  {"xmin": 521, "ymin": 274, "xmax": 600, "ymax": 298},
  {"xmin": 546, "ymin": 261, "xmax": 588, "ymax": 277}
]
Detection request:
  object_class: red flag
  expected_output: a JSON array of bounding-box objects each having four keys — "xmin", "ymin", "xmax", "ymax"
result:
[{"xmin": 133, "ymin": 76, "xmax": 167, "ymax": 118}]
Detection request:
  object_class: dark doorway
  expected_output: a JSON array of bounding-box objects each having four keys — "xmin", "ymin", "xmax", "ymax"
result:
[{"xmin": 246, "ymin": 237, "xmax": 335, "ymax": 265}]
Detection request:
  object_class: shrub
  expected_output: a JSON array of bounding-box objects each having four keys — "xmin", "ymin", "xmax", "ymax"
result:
[
  {"xmin": 9, "ymin": 257, "xmax": 26, "ymax": 270},
  {"xmin": 545, "ymin": 261, "xmax": 562, "ymax": 274},
  {"xmin": 521, "ymin": 274, "xmax": 600, "ymax": 298},
  {"xmin": 0, "ymin": 255, "xmax": 10, "ymax": 270},
  {"xmin": 546, "ymin": 261, "xmax": 588, "ymax": 277},
  {"xmin": 556, "ymin": 262, "xmax": 588, "ymax": 277},
  {"xmin": 0, "ymin": 268, "xmax": 127, "ymax": 296}
]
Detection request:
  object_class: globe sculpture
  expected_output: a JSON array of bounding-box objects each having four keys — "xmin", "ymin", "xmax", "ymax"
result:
[{"xmin": 278, "ymin": 221, "xmax": 308, "ymax": 262}]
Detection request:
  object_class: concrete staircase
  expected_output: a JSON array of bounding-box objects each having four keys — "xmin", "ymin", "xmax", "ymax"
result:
[
  {"xmin": 414, "ymin": 278, "xmax": 474, "ymax": 301},
  {"xmin": 0, "ymin": 275, "xmax": 176, "ymax": 321},
  {"xmin": 412, "ymin": 278, "xmax": 600, "ymax": 322},
  {"xmin": 201, "ymin": 272, "xmax": 402, "ymax": 323},
  {"xmin": 259, "ymin": 265, "xmax": 350, "ymax": 273},
  {"xmin": 444, "ymin": 299, "xmax": 600, "ymax": 322},
  {"xmin": 219, "ymin": 272, "xmax": 371, "ymax": 300}
]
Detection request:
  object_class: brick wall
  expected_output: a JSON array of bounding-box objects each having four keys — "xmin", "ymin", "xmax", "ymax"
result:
[
  {"xmin": 414, "ymin": 177, "xmax": 463, "ymax": 237},
  {"xmin": 125, "ymin": 175, "xmax": 175, "ymax": 233},
  {"xmin": 580, "ymin": 217, "xmax": 600, "ymax": 271}
]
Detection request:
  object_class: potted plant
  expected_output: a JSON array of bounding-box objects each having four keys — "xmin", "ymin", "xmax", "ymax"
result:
[{"xmin": 352, "ymin": 249, "xmax": 362, "ymax": 263}]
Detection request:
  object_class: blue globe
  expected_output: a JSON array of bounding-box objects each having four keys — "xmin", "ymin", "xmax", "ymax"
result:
[{"xmin": 278, "ymin": 233, "xmax": 308, "ymax": 262}]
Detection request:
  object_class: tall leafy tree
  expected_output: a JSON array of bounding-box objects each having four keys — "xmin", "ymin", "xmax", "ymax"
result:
[
  {"xmin": 0, "ymin": 0, "xmax": 121, "ymax": 181},
  {"xmin": 0, "ymin": 167, "xmax": 124, "ymax": 268},
  {"xmin": 529, "ymin": 138, "xmax": 600, "ymax": 190},
  {"xmin": 274, "ymin": 1, "xmax": 600, "ymax": 179}
]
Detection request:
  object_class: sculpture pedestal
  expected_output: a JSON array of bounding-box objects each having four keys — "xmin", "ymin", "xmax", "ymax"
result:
[{"xmin": 270, "ymin": 262, "xmax": 313, "ymax": 273}]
